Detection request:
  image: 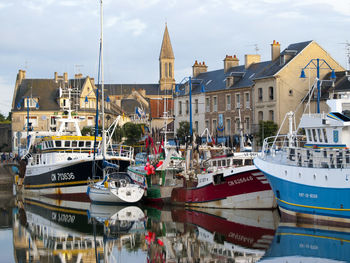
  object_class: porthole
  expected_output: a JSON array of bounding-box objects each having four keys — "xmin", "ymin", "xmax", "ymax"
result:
[
  {"xmin": 325, "ymin": 175, "xmax": 328, "ymax": 181},
  {"xmin": 313, "ymin": 174, "xmax": 316, "ymax": 180},
  {"xmin": 285, "ymin": 170, "xmax": 287, "ymax": 176},
  {"xmin": 298, "ymin": 173, "xmax": 301, "ymax": 178}
]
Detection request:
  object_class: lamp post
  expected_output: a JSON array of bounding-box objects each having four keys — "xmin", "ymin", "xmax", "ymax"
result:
[
  {"xmin": 176, "ymin": 76, "xmax": 193, "ymax": 137},
  {"xmin": 300, "ymin": 58, "xmax": 336, "ymax": 113}
]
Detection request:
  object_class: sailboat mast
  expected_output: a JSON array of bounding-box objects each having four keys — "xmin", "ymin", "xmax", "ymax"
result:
[{"xmin": 100, "ymin": 0, "xmax": 106, "ymax": 158}]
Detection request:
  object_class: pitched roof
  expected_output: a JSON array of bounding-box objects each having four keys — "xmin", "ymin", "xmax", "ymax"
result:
[
  {"xmin": 103, "ymin": 84, "xmax": 169, "ymax": 96},
  {"xmin": 159, "ymin": 24, "xmax": 174, "ymax": 59},
  {"xmin": 253, "ymin": 40, "xmax": 312, "ymax": 79},
  {"xmin": 12, "ymin": 79, "xmax": 60, "ymax": 112}
]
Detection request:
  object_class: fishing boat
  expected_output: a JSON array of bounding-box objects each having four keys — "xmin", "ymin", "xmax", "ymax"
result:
[
  {"xmin": 254, "ymin": 77, "xmax": 350, "ymax": 223},
  {"xmin": 128, "ymin": 134, "xmax": 276, "ymax": 208}
]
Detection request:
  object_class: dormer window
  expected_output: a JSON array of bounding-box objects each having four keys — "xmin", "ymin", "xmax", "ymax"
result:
[{"xmin": 25, "ymin": 98, "xmax": 39, "ymax": 108}]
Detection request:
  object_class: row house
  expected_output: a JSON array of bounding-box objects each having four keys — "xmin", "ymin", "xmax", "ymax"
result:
[{"xmin": 174, "ymin": 40, "xmax": 344, "ymax": 146}]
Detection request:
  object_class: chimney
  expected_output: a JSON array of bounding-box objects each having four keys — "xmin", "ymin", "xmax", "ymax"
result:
[
  {"xmin": 245, "ymin": 54, "xmax": 261, "ymax": 69},
  {"xmin": 54, "ymin": 72, "xmax": 58, "ymax": 82},
  {"xmin": 192, "ymin": 60, "xmax": 208, "ymax": 78},
  {"xmin": 224, "ymin": 55, "xmax": 239, "ymax": 73},
  {"xmin": 271, "ymin": 40, "xmax": 281, "ymax": 61},
  {"xmin": 75, "ymin": 73, "xmax": 83, "ymax": 79},
  {"xmin": 63, "ymin": 72, "xmax": 68, "ymax": 83}
]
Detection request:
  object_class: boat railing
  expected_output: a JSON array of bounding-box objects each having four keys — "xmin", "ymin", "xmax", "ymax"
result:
[
  {"xmin": 107, "ymin": 145, "xmax": 134, "ymax": 160},
  {"xmin": 261, "ymin": 135, "xmax": 350, "ymax": 169}
]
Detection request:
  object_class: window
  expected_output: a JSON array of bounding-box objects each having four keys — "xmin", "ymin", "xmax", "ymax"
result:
[
  {"xmin": 195, "ymin": 121, "xmax": 199, "ymax": 133},
  {"xmin": 165, "ymin": 63, "xmax": 168, "ymax": 77},
  {"xmin": 87, "ymin": 116, "xmax": 94, "ymax": 126},
  {"xmin": 72, "ymin": 141, "xmax": 78, "ymax": 147},
  {"xmin": 86, "ymin": 141, "xmax": 91, "ymax": 148},
  {"xmin": 323, "ymin": 128, "xmax": 328, "ymax": 143},
  {"xmin": 269, "ymin": 110, "xmax": 274, "ymax": 121},
  {"xmin": 212, "ymin": 119, "xmax": 217, "ymax": 133},
  {"xmin": 226, "ymin": 119, "xmax": 231, "ymax": 135},
  {"xmin": 312, "ymin": 129, "xmax": 317, "ymax": 142},
  {"xmin": 226, "ymin": 95, "xmax": 231, "ymax": 110},
  {"xmin": 25, "ymin": 98, "xmax": 38, "ymax": 108},
  {"xmin": 258, "ymin": 88, "xmax": 263, "ymax": 101},
  {"xmin": 205, "ymin": 120, "xmax": 209, "ymax": 129},
  {"xmin": 269, "ymin": 86, "xmax": 274, "ymax": 100},
  {"xmin": 65, "ymin": 141, "xmax": 71, "ymax": 147},
  {"xmin": 195, "ymin": 99, "xmax": 198, "ymax": 114},
  {"xmin": 317, "ymin": 129, "xmax": 323, "ymax": 142},
  {"xmin": 206, "ymin": 98, "xmax": 210, "ymax": 112},
  {"xmin": 258, "ymin": 111, "xmax": 263, "ymax": 121},
  {"xmin": 245, "ymin": 117, "xmax": 250, "ymax": 132},
  {"xmin": 78, "ymin": 141, "xmax": 84, "ymax": 147},
  {"xmin": 55, "ymin": 141, "xmax": 62, "ymax": 147},
  {"xmin": 178, "ymin": 101, "xmax": 182, "ymax": 115},
  {"xmin": 307, "ymin": 129, "xmax": 312, "ymax": 141},
  {"xmin": 236, "ymin": 94, "xmax": 240, "ymax": 108},
  {"xmin": 25, "ymin": 116, "xmax": 38, "ymax": 129},
  {"xmin": 186, "ymin": 100, "xmax": 189, "ymax": 114},
  {"xmin": 213, "ymin": 96, "xmax": 217, "ymax": 112},
  {"xmin": 245, "ymin": 93, "xmax": 250, "ymax": 109},
  {"xmin": 50, "ymin": 116, "xmax": 56, "ymax": 127},
  {"xmin": 169, "ymin": 63, "xmax": 172, "ymax": 77}
]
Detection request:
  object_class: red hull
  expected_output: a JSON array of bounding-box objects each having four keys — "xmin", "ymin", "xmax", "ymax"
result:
[
  {"xmin": 172, "ymin": 208, "xmax": 276, "ymax": 250},
  {"xmin": 171, "ymin": 168, "xmax": 271, "ymax": 204}
]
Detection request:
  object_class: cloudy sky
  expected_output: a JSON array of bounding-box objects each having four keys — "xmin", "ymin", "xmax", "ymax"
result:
[{"xmin": 1, "ymin": 0, "xmax": 350, "ymax": 115}]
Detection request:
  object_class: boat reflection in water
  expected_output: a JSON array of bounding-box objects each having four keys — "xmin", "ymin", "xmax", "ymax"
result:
[
  {"xmin": 13, "ymin": 195, "xmax": 147, "ymax": 262},
  {"xmin": 259, "ymin": 221, "xmax": 350, "ymax": 263},
  {"xmin": 145, "ymin": 207, "xmax": 279, "ymax": 262},
  {"xmin": 12, "ymin": 194, "xmax": 279, "ymax": 262}
]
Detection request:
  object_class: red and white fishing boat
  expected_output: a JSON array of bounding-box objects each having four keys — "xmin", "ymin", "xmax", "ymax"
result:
[{"xmin": 170, "ymin": 148, "xmax": 276, "ymax": 209}]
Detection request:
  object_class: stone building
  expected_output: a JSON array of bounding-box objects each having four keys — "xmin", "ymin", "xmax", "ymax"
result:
[{"xmin": 174, "ymin": 40, "xmax": 344, "ymax": 147}]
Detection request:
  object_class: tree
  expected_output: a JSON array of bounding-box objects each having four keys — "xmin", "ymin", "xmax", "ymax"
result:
[
  {"xmin": 112, "ymin": 125, "xmax": 124, "ymax": 143},
  {"xmin": 123, "ymin": 122, "xmax": 143, "ymax": 146},
  {"xmin": 176, "ymin": 121, "xmax": 190, "ymax": 144},
  {"xmin": 256, "ymin": 121, "xmax": 278, "ymax": 146}
]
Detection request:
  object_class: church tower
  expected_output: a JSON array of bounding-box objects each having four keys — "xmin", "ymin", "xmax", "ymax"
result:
[{"xmin": 159, "ymin": 24, "xmax": 175, "ymax": 91}]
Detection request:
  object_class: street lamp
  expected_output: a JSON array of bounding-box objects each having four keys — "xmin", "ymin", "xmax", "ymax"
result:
[
  {"xmin": 175, "ymin": 76, "xmax": 193, "ymax": 137},
  {"xmin": 300, "ymin": 58, "xmax": 336, "ymax": 113}
]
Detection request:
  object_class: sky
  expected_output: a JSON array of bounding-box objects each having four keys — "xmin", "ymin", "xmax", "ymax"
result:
[{"xmin": 1, "ymin": 0, "xmax": 350, "ymax": 115}]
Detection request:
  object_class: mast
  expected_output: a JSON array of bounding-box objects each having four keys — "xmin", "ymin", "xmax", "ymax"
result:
[{"xmin": 100, "ymin": 0, "xmax": 106, "ymax": 159}]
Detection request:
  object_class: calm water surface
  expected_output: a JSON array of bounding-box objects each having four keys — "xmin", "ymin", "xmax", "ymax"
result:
[{"xmin": 0, "ymin": 194, "xmax": 349, "ymax": 262}]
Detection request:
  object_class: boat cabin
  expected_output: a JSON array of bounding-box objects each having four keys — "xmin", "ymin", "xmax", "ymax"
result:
[{"xmin": 38, "ymin": 136, "xmax": 102, "ymax": 153}]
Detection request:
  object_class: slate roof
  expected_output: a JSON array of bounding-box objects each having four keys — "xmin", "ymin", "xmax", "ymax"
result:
[
  {"xmin": 12, "ymin": 79, "xmax": 60, "ymax": 112},
  {"xmin": 176, "ymin": 40, "xmax": 313, "ymax": 97},
  {"xmin": 253, "ymin": 41, "xmax": 312, "ymax": 79},
  {"xmin": 121, "ymin": 98, "xmax": 149, "ymax": 115},
  {"xmin": 102, "ymin": 84, "xmax": 169, "ymax": 96}
]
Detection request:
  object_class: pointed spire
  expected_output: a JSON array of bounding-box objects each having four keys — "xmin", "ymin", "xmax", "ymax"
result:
[{"xmin": 159, "ymin": 23, "xmax": 174, "ymax": 59}]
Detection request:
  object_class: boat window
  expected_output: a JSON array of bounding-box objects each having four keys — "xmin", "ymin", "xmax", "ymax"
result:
[
  {"xmin": 55, "ymin": 141, "xmax": 62, "ymax": 147},
  {"xmin": 222, "ymin": 160, "xmax": 226, "ymax": 166},
  {"xmin": 49, "ymin": 141, "xmax": 54, "ymax": 148},
  {"xmin": 45, "ymin": 141, "xmax": 49, "ymax": 148},
  {"xmin": 86, "ymin": 141, "xmax": 91, "ymax": 148},
  {"xmin": 78, "ymin": 141, "xmax": 84, "ymax": 147},
  {"xmin": 218, "ymin": 160, "xmax": 221, "ymax": 167},
  {"xmin": 227, "ymin": 159, "xmax": 231, "ymax": 166},
  {"xmin": 307, "ymin": 129, "xmax": 312, "ymax": 141},
  {"xmin": 213, "ymin": 161, "xmax": 217, "ymax": 166},
  {"xmin": 213, "ymin": 173, "xmax": 225, "ymax": 185},
  {"xmin": 323, "ymin": 128, "xmax": 328, "ymax": 143},
  {"xmin": 72, "ymin": 141, "xmax": 78, "ymax": 147},
  {"xmin": 312, "ymin": 129, "xmax": 317, "ymax": 142},
  {"xmin": 330, "ymin": 112, "xmax": 350, "ymax": 122},
  {"xmin": 317, "ymin": 129, "xmax": 323, "ymax": 142},
  {"xmin": 65, "ymin": 141, "xmax": 71, "ymax": 147}
]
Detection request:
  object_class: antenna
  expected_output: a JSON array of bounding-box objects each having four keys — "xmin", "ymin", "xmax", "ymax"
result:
[{"xmin": 246, "ymin": 44, "xmax": 259, "ymax": 54}]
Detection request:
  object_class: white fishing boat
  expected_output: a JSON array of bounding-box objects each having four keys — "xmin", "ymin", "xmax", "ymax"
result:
[{"xmin": 254, "ymin": 76, "xmax": 350, "ymax": 224}]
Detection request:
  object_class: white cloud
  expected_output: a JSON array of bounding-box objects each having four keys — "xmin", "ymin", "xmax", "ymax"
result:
[{"xmin": 107, "ymin": 14, "xmax": 147, "ymax": 36}]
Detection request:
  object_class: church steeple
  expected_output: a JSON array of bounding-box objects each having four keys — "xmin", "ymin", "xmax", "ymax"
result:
[{"xmin": 159, "ymin": 23, "xmax": 175, "ymax": 91}]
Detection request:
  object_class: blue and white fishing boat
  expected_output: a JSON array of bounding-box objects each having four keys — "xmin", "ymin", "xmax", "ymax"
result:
[{"xmin": 254, "ymin": 77, "xmax": 350, "ymax": 224}]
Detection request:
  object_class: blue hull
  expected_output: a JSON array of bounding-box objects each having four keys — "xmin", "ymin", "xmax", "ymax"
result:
[
  {"xmin": 261, "ymin": 225, "xmax": 350, "ymax": 262},
  {"xmin": 262, "ymin": 170, "xmax": 350, "ymax": 219}
]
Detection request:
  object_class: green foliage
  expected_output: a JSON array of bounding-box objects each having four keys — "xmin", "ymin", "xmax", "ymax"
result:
[
  {"xmin": 112, "ymin": 125, "xmax": 124, "ymax": 143},
  {"xmin": 0, "ymin": 112, "xmax": 11, "ymax": 124},
  {"xmin": 257, "ymin": 121, "xmax": 278, "ymax": 146},
  {"xmin": 123, "ymin": 122, "xmax": 143, "ymax": 145},
  {"xmin": 176, "ymin": 121, "xmax": 190, "ymax": 143}
]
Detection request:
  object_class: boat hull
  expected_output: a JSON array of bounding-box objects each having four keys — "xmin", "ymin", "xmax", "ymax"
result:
[
  {"xmin": 171, "ymin": 166, "xmax": 276, "ymax": 209},
  {"xmin": 21, "ymin": 159, "xmax": 131, "ymax": 196},
  {"xmin": 254, "ymin": 157, "xmax": 350, "ymax": 220},
  {"xmin": 88, "ymin": 184, "xmax": 144, "ymax": 204}
]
